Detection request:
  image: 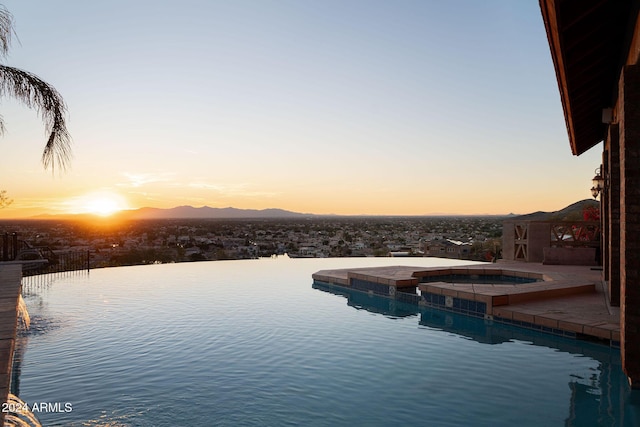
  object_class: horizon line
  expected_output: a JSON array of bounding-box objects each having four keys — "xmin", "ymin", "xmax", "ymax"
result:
[{"xmin": 0, "ymin": 204, "xmax": 521, "ymax": 221}]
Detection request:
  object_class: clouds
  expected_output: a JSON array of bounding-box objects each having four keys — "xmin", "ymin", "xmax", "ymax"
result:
[{"xmin": 119, "ymin": 172, "xmax": 176, "ymax": 188}]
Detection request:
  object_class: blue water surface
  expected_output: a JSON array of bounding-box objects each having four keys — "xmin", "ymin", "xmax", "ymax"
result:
[{"xmin": 14, "ymin": 257, "xmax": 640, "ymax": 426}]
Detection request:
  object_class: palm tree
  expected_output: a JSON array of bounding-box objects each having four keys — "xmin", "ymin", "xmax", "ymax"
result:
[
  {"xmin": 0, "ymin": 4, "xmax": 70, "ymax": 171},
  {"xmin": 0, "ymin": 189, "xmax": 11, "ymax": 208}
]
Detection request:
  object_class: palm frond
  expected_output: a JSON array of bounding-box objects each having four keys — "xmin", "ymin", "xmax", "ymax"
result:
[
  {"xmin": 0, "ymin": 5, "xmax": 14, "ymax": 58},
  {"xmin": 0, "ymin": 65, "xmax": 71, "ymax": 171}
]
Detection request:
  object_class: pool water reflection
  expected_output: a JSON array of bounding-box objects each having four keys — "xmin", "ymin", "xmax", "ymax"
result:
[{"xmin": 16, "ymin": 257, "xmax": 640, "ymax": 426}]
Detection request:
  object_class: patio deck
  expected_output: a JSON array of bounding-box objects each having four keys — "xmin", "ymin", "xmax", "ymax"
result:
[
  {"xmin": 0, "ymin": 264, "xmax": 21, "ymax": 425},
  {"xmin": 312, "ymin": 260, "xmax": 619, "ymax": 345}
]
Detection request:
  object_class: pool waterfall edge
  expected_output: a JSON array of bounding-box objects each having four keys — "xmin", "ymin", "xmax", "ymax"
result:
[{"xmin": 312, "ymin": 262, "xmax": 619, "ymax": 346}]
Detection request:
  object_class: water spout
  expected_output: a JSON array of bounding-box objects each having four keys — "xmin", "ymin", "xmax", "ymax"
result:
[
  {"xmin": 3, "ymin": 394, "xmax": 41, "ymax": 427},
  {"xmin": 16, "ymin": 296, "xmax": 29, "ymax": 331}
]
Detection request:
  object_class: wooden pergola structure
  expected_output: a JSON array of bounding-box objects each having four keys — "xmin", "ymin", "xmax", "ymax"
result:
[{"xmin": 540, "ymin": 0, "xmax": 640, "ymax": 388}]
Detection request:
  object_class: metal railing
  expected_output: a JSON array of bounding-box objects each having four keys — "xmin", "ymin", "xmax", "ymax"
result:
[
  {"xmin": 1, "ymin": 232, "xmax": 90, "ymax": 277},
  {"xmin": 549, "ymin": 221, "xmax": 600, "ymax": 248},
  {"xmin": 21, "ymin": 249, "xmax": 90, "ymax": 277}
]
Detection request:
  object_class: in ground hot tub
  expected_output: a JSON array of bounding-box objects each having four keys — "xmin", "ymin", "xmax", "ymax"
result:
[{"xmin": 418, "ymin": 272, "xmax": 542, "ymax": 285}]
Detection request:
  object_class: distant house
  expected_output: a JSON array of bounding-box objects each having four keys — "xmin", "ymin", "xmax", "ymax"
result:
[
  {"xmin": 424, "ymin": 239, "xmax": 471, "ymax": 259},
  {"xmin": 352, "ymin": 241, "xmax": 366, "ymax": 250}
]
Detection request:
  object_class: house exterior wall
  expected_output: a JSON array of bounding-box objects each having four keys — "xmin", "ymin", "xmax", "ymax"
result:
[
  {"xmin": 501, "ymin": 221, "xmax": 515, "ymax": 260},
  {"xmin": 618, "ymin": 64, "xmax": 640, "ymax": 388},
  {"xmin": 502, "ymin": 220, "xmax": 599, "ymax": 265},
  {"xmin": 424, "ymin": 241, "xmax": 470, "ymax": 259},
  {"xmin": 528, "ymin": 222, "xmax": 552, "ymax": 263},
  {"xmin": 606, "ymin": 124, "xmax": 621, "ymax": 306},
  {"xmin": 502, "ymin": 221, "xmax": 550, "ymax": 263}
]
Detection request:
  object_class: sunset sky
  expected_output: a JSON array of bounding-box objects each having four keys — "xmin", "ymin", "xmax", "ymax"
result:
[{"xmin": 0, "ymin": 0, "xmax": 602, "ymax": 218}]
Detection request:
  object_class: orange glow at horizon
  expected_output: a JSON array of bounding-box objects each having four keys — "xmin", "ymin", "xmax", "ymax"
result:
[{"xmin": 68, "ymin": 191, "xmax": 130, "ymax": 217}]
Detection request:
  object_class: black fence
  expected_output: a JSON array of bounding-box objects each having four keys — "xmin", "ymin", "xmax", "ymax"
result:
[
  {"xmin": 1, "ymin": 232, "xmax": 90, "ymax": 277},
  {"xmin": 1, "ymin": 232, "xmax": 20, "ymax": 261}
]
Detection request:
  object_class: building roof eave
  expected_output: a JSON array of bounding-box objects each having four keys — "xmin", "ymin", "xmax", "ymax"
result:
[{"xmin": 539, "ymin": 0, "xmax": 638, "ymax": 155}]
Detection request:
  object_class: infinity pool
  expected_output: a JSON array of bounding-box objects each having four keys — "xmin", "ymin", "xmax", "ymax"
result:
[{"xmin": 14, "ymin": 257, "xmax": 640, "ymax": 426}]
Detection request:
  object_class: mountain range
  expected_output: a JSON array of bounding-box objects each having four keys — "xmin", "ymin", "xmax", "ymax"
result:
[
  {"xmin": 509, "ymin": 199, "xmax": 599, "ymax": 221},
  {"xmin": 30, "ymin": 200, "xmax": 598, "ymax": 220},
  {"xmin": 28, "ymin": 205, "xmax": 314, "ymax": 220},
  {"xmin": 119, "ymin": 206, "xmax": 313, "ymax": 220}
]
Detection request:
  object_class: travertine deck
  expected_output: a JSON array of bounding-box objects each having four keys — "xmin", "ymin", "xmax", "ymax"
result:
[
  {"xmin": 0, "ymin": 264, "xmax": 21, "ymax": 425},
  {"xmin": 312, "ymin": 261, "xmax": 620, "ymax": 344}
]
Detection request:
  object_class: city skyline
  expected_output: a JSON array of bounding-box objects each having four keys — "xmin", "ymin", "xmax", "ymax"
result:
[{"xmin": 0, "ymin": 0, "xmax": 602, "ymax": 218}]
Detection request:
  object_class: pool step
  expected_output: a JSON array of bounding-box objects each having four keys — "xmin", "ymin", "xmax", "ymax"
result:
[{"xmin": 418, "ymin": 280, "xmax": 596, "ymax": 308}]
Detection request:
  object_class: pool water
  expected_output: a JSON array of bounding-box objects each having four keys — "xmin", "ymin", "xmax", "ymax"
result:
[{"xmin": 14, "ymin": 257, "xmax": 640, "ymax": 426}]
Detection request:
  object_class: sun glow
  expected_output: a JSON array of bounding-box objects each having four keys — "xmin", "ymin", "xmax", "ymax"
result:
[{"xmin": 72, "ymin": 191, "xmax": 129, "ymax": 217}]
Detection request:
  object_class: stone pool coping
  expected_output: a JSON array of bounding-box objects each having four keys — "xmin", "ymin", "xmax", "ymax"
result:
[
  {"xmin": 312, "ymin": 261, "xmax": 620, "ymax": 346},
  {"xmin": 0, "ymin": 264, "xmax": 22, "ymax": 426}
]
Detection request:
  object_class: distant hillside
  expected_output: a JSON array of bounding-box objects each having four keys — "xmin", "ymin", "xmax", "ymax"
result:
[
  {"xmin": 509, "ymin": 199, "xmax": 599, "ymax": 221},
  {"xmin": 119, "ymin": 206, "xmax": 313, "ymax": 220}
]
